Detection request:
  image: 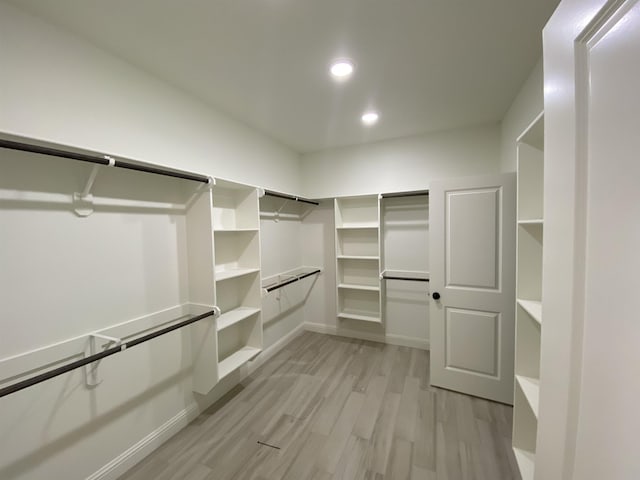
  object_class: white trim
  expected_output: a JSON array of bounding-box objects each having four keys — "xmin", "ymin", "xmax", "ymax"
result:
[
  {"xmin": 86, "ymin": 404, "xmax": 200, "ymax": 480},
  {"xmin": 304, "ymin": 322, "xmax": 429, "ymax": 350},
  {"xmin": 248, "ymin": 322, "xmax": 305, "ymax": 373}
]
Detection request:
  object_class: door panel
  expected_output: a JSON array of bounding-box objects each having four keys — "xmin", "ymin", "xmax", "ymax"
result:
[
  {"xmin": 430, "ymin": 173, "xmax": 515, "ymax": 404},
  {"xmin": 445, "ymin": 308, "xmax": 499, "ymax": 377},
  {"xmin": 446, "ymin": 188, "xmax": 500, "ymax": 290}
]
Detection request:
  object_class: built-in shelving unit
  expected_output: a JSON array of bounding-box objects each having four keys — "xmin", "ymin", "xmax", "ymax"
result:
[
  {"xmin": 335, "ymin": 195, "xmax": 382, "ymax": 323},
  {"xmin": 513, "ymin": 111, "xmax": 544, "ymax": 479},
  {"xmin": 213, "ymin": 180, "xmax": 262, "ymax": 380}
]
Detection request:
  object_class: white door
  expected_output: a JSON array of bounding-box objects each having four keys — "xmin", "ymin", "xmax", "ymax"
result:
[
  {"xmin": 429, "ymin": 173, "xmax": 516, "ymax": 404},
  {"xmin": 537, "ymin": 1, "xmax": 640, "ymax": 478}
]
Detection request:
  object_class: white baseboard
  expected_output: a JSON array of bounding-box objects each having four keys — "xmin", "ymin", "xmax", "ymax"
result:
[
  {"xmin": 304, "ymin": 322, "xmax": 429, "ymax": 350},
  {"xmin": 88, "ymin": 322, "xmax": 305, "ymax": 480},
  {"xmin": 248, "ymin": 322, "xmax": 305, "ymax": 374},
  {"xmin": 87, "ymin": 403, "xmax": 200, "ymax": 480}
]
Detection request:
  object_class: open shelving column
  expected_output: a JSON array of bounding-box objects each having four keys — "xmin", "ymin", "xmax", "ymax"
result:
[
  {"xmin": 512, "ymin": 112, "xmax": 544, "ymax": 479},
  {"xmin": 212, "ymin": 180, "xmax": 262, "ymax": 380},
  {"xmin": 334, "ymin": 195, "xmax": 382, "ymax": 323}
]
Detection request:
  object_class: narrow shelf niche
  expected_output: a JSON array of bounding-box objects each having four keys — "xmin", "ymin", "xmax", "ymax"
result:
[{"xmin": 513, "ymin": 111, "xmax": 544, "ymax": 480}]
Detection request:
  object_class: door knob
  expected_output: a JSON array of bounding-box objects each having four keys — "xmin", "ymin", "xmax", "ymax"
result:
[{"xmin": 432, "ymin": 292, "xmax": 441, "ymax": 300}]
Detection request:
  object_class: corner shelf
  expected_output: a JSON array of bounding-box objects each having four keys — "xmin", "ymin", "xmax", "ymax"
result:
[
  {"xmin": 513, "ymin": 111, "xmax": 544, "ymax": 479},
  {"xmin": 335, "ymin": 195, "xmax": 382, "ymax": 324}
]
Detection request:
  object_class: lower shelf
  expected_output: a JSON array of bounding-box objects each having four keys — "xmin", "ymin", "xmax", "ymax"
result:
[
  {"xmin": 516, "ymin": 374, "xmax": 540, "ymax": 418},
  {"xmin": 513, "ymin": 447, "xmax": 535, "ymax": 480},
  {"xmin": 337, "ymin": 310, "xmax": 381, "ymax": 323},
  {"xmin": 217, "ymin": 307, "xmax": 260, "ymax": 331},
  {"xmin": 218, "ymin": 346, "xmax": 261, "ymax": 380}
]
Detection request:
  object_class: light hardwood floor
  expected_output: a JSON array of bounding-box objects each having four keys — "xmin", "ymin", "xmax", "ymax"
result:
[{"xmin": 120, "ymin": 332, "xmax": 521, "ymax": 480}]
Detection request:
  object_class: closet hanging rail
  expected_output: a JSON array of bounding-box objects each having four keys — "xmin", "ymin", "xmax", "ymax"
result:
[
  {"xmin": 381, "ymin": 270, "xmax": 430, "ymax": 282},
  {"xmin": 0, "ymin": 310, "xmax": 216, "ymax": 399},
  {"xmin": 382, "ymin": 275, "xmax": 429, "ymax": 282},
  {"xmin": 263, "ymin": 268, "xmax": 321, "ymax": 293},
  {"xmin": 380, "ymin": 190, "xmax": 429, "ymax": 199},
  {"xmin": 264, "ymin": 189, "xmax": 319, "ymax": 206},
  {"xmin": 0, "ymin": 139, "xmax": 211, "ymax": 184}
]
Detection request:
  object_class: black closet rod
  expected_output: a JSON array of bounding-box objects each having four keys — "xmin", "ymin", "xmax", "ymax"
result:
[
  {"xmin": 0, "ymin": 310, "xmax": 215, "ymax": 399},
  {"xmin": 0, "ymin": 139, "xmax": 210, "ymax": 184},
  {"xmin": 381, "ymin": 190, "xmax": 429, "ymax": 199},
  {"xmin": 382, "ymin": 275, "xmax": 430, "ymax": 282},
  {"xmin": 265, "ymin": 269, "xmax": 321, "ymax": 292},
  {"xmin": 264, "ymin": 189, "xmax": 319, "ymax": 206}
]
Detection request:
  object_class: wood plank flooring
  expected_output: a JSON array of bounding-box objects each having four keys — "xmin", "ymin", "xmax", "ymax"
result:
[{"xmin": 120, "ymin": 332, "xmax": 521, "ymax": 480}]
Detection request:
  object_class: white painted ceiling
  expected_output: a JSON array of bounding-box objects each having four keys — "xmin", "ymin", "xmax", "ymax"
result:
[{"xmin": 10, "ymin": 0, "xmax": 559, "ymax": 153}]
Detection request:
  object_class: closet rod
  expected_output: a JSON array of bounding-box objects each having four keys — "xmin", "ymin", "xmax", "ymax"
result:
[
  {"xmin": 264, "ymin": 269, "xmax": 321, "ymax": 292},
  {"xmin": 0, "ymin": 139, "xmax": 210, "ymax": 184},
  {"xmin": 0, "ymin": 310, "xmax": 215, "ymax": 399},
  {"xmin": 382, "ymin": 274, "xmax": 430, "ymax": 282},
  {"xmin": 264, "ymin": 189, "xmax": 319, "ymax": 206},
  {"xmin": 381, "ymin": 190, "xmax": 429, "ymax": 199}
]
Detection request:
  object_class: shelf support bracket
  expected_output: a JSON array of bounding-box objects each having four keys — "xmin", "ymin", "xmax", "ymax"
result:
[
  {"xmin": 73, "ymin": 156, "xmax": 115, "ymax": 217},
  {"xmin": 185, "ymin": 176, "xmax": 215, "ymax": 210},
  {"xmin": 84, "ymin": 333, "xmax": 123, "ymax": 388}
]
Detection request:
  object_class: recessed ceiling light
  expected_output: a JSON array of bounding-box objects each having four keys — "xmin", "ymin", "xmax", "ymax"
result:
[
  {"xmin": 361, "ymin": 111, "xmax": 379, "ymax": 126},
  {"xmin": 330, "ymin": 60, "xmax": 354, "ymax": 79}
]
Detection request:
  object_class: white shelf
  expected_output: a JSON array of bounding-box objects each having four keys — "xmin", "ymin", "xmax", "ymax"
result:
[
  {"xmin": 217, "ymin": 307, "xmax": 260, "ymax": 331},
  {"xmin": 513, "ymin": 447, "xmax": 535, "ymax": 480},
  {"xmin": 338, "ymin": 283, "xmax": 380, "ymax": 292},
  {"xmin": 518, "ymin": 219, "xmax": 544, "ymax": 225},
  {"xmin": 337, "ymin": 310, "xmax": 381, "ymax": 323},
  {"xmin": 513, "ymin": 111, "xmax": 543, "ymax": 475},
  {"xmin": 517, "ymin": 299, "xmax": 542, "ymax": 325},
  {"xmin": 516, "ymin": 375, "xmax": 540, "ymax": 418},
  {"xmin": 215, "ymin": 267, "xmax": 260, "ymax": 281},
  {"xmin": 336, "ymin": 223, "xmax": 379, "ymax": 230},
  {"xmin": 218, "ymin": 346, "xmax": 261, "ymax": 379},
  {"xmin": 337, "ymin": 255, "xmax": 379, "ymax": 260},
  {"xmin": 214, "ymin": 228, "xmax": 259, "ymax": 233}
]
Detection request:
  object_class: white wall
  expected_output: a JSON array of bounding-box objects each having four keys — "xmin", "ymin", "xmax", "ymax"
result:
[
  {"xmin": 500, "ymin": 59, "xmax": 544, "ymax": 172},
  {"xmin": 300, "ymin": 124, "xmax": 501, "ymax": 199},
  {"xmin": 0, "ymin": 2, "xmax": 301, "ymax": 195},
  {"xmin": 0, "ymin": 150, "xmax": 246, "ymax": 480},
  {"xmin": 259, "ymin": 197, "xmax": 306, "ymax": 349},
  {"xmin": 0, "ymin": 4, "xmax": 305, "ymax": 479}
]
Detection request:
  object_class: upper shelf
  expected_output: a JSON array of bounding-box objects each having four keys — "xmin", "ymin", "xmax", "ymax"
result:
[
  {"xmin": 336, "ymin": 223, "xmax": 379, "ymax": 230},
  {"xmin": 517, "ymin": 299, "xmax": 542, "ymax": 325},
  {"xmin": 517, "ymin": 111, "xmax": 544, "ymax": 150}
]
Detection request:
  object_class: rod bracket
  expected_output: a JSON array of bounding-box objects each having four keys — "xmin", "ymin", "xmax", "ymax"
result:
[{"xmin": 84, "ymin": 333, "xmax": 122, "ymax": 388}]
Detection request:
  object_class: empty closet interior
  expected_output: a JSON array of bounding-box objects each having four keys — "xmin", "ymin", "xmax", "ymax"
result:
[{"xmin": 0, "ymin": 1, "xmax": 569, "ymax": 479}]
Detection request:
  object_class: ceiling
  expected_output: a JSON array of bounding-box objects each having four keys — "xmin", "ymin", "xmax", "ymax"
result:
[{"xmin": 10, "ymin": 0, "xmax": 559, "ymax": 154}]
